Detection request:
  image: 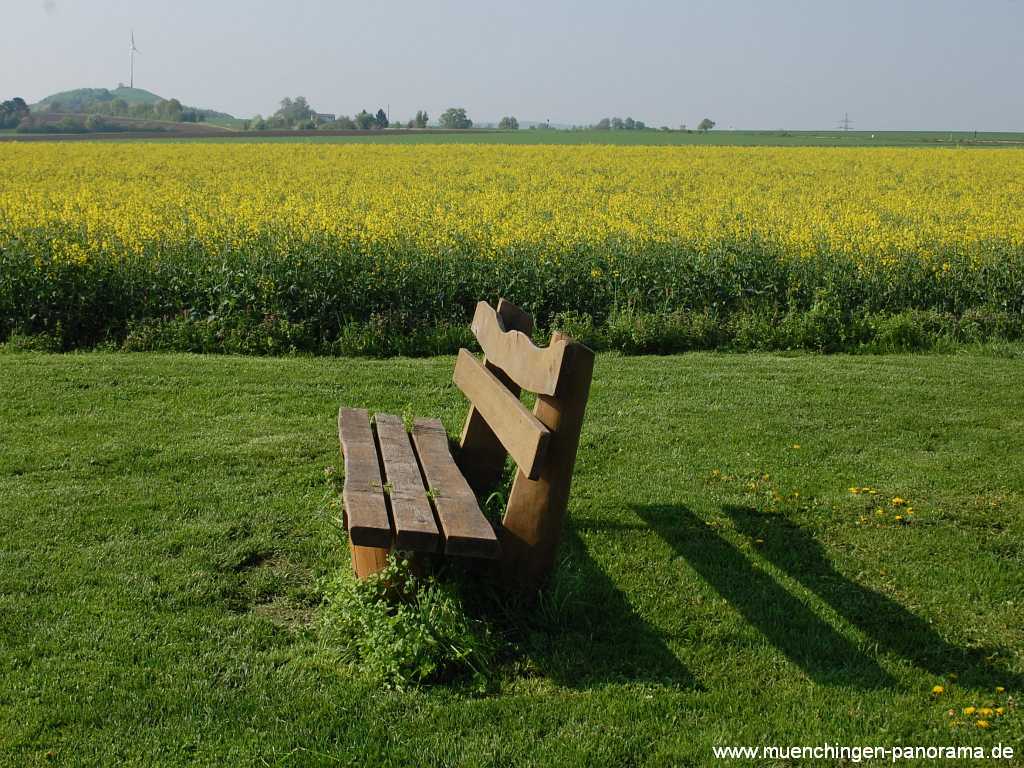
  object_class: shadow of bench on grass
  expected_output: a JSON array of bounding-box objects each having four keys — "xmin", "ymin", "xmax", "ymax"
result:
[
  {"xmin": 512, "ymin": 526, "xmax": 699, "ymax": 690},
  {"xmin": 634, "ymin": 503, "xmax": 896, "ymax": 689},
  {"xmin": 720, "ymin": 503, "xmax": 1024, "ymax": 692}
]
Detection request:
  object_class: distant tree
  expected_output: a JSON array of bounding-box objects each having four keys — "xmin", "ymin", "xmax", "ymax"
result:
[
  {"xmin": 610, "ymin": 117, "xmax": 624, "ymax": 130},
  {"xmin": 635, "ymin": 120, "xmax": 646, "ymax": 130},
  {"xmin": 0, "ymin": 97, "xmax": 30, "ymax": 128},
  {"xmin": 110, "ymin": 98, "xmax": 129, "ymax": 116},
  {"xmin": 84, "ymin": 114, "xmax": 106, "ymax": 132},
  {"xmin": 497, "ymin": 116, "xmax": 519, "ymax": 130},
  {"xmin": 698, "ymin": 118, "xmax": 715, "ymax": 132},
  {"xmin": 156, "ymin": 98, "xmax": 183, "ymax": 121},
  {"xmin": 439, "ymin": 107, "xmax": 472, "ymax": 129},
  {"xmin": 56, "ymin": 116, "xmax": 86, "ymax": 133},
  {"xmin": 375, "ymin": 108, "xmax": 389, "ymax": 128},
  {"xmin": 414, "ymin": 109, "xmax": 429, "ymax": 128},
  {"xmin": 623, "ymin": 116, "xmax": 636, "ymax": 130},
  {"xmin": 251, "ymin": 115, "xmax": 269, "ymax": 130},
  {"xmin": 594, "ymin": 117, "xmax": 611, "ymax": 130},
  {"xmin": 273, "ymin": 96, "xmax": 314, "ymax": 127},
  {"xmin": 335, "ymin": 114, "xmax": 357, "ymax": 129},
  {"xmin": 405, "ymin": 119, "xmax": 414, "ymax": 129},
  {"xmin": 354, "ymin": 110, "xmax": 375, "ymax": 129}
]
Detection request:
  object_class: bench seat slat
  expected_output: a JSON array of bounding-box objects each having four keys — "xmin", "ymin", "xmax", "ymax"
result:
[
  {"xmin": 374, "ymin": 414, "xmax": 441, "ymax": 553},
  {"xmin": 338, "ymin": 408, "xmax": 392, "ymax": 548},
  {"xmin": 411, "ymin": 418, "xmax": 500, "ymax": 559}
]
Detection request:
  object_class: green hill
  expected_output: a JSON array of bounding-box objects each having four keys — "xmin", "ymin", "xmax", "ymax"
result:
[
  {"xmin": 35, "ymin": 87, "xmax": 160, "ymax": 111},
  {"xmin": 32, "ymin": 87, "xmax": 234, "ymax": 120}
]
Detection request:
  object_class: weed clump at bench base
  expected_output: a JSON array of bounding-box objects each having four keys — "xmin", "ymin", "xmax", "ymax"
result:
[{"xmin": 320, "ymin": 556, "xmax": 499, "ymax": 690}]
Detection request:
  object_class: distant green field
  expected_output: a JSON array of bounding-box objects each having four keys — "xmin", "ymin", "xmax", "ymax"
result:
[{"xmin": 171, "ymin": 128, "xmax": 1024, "ymax": 148}]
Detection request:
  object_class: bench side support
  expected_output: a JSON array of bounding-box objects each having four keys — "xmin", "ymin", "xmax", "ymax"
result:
[{"xmin": 499, "ymin": 333, "xmax": 594, "ymax": 593}]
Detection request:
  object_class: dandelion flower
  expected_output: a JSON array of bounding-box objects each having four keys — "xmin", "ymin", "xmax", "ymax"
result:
[
  {"xmin": 996, "ymin": 707, "xmax": 1005, "ymax": 716},
  {"xmin": 963, "ymin": 707, "xmax": 976, "ymax": 715},
  {"xmin": 932, "ymin": 685, "xmax": 945, "ymax": 695},
  {"xmin": 979, "ymin": 708, "xmax": 993, "ymax": 717},
  {"xmin": 995, "ymin": 686, "xmax": 1005, "ymax": 693},
  {"xmin": 976, "ymin": 720, "xmax": 990, "ymax": 729}
]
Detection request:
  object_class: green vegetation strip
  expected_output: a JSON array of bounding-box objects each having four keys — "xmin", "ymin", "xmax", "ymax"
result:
[
  {"xmin": 1, "ymin": 351, "xmax": 1022, "ymax": 766},
  {"xmin": 164, "ymin": 129, "xmax": 1024, "ymax": 147}
]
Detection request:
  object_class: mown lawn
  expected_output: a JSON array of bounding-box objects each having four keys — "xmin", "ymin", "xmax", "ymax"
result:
[{"xmin": 1, "ymin": 350, "xmax": 1022, "ymax": 766}]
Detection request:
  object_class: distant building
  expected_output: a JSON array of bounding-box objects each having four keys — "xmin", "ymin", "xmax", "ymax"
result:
[{"xmin": 315, "ymin": 113, "xmax": 336, "ymax": 122}]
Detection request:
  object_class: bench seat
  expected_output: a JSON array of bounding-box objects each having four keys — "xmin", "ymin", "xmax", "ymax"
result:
[{"xmin": 338, "ymin": 407, "xmax": 500, "ymax": 559}]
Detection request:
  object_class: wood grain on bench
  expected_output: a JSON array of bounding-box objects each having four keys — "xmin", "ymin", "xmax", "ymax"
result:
[
  {"xmin": 453, "ymin": 348, "xmax": 551, "ymax": 480},
  {"xmin": 459, "ymin": 299, "xmax": 534, "ymax": 494},
  {"xmin": 338, "ymin": 408, "xmax": 391, "ymax": 548},
  {"xmin": 374, "ymin": 414, "xmax": 441, "ymax": 553},
  {"xmin": 470, "ymin": 300, "xmax": 569, "ymax": 396},
  {"xmin": 411, "ymin": 418, "xmax": 500, "ymax": 559}
]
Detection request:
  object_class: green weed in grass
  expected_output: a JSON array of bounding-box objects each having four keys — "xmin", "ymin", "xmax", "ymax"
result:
[{"xmin": 320, "ymin": 555, "xmax": 499, "ymax": 691}]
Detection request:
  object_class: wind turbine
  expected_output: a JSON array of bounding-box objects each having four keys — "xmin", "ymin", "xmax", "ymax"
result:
[{"xmin": 129, "ymin": 30, "xmax": 140, "ymax": 89}]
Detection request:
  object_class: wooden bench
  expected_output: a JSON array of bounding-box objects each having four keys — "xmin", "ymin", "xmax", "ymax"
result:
[{"xmin": 338, "ymin": 298, "xmax": 595, "ymax": 591}]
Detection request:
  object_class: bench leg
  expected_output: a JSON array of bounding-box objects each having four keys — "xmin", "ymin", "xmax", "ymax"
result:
[{"xmin": 350, "ymin": 541, "xmax": 389, "ymax": 579}]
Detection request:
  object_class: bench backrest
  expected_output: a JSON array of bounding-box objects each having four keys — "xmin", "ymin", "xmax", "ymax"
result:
[{"xmin": 454, "ymin": 298, "xmax": 595, "ymax": 590}]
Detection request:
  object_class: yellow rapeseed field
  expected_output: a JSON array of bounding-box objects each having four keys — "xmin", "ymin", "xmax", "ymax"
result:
[
  {"xmin": 1, "ymin": 143, "xmax": 1022, "ymax": 263},
  {"xmin": 1, "ymin": 143, "xmax": 1022, "ymax": 353}
]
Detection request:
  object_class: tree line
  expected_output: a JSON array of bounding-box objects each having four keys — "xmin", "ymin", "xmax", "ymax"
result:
[
  {"xmin": 593, "ymin": 116, "xmax": 648, "ymax": 130},
  {"xmin": 248, "ymin": 98, "xmax": 482, "ymax": 131},
  {"xmin": 590, "ymin": 116, "xmax": 715, "ymax": 132}
]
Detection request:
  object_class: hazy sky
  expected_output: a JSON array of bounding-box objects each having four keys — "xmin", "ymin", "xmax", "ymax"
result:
[{"xmin": 4, "ymin": 0, "xmax": 1022, "ymax": 129}]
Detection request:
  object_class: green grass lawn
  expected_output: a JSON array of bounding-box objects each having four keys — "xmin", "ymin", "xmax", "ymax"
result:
[{"xmin": 1, "ymin": 350, "xmax": 1022, "ymax": 766}]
